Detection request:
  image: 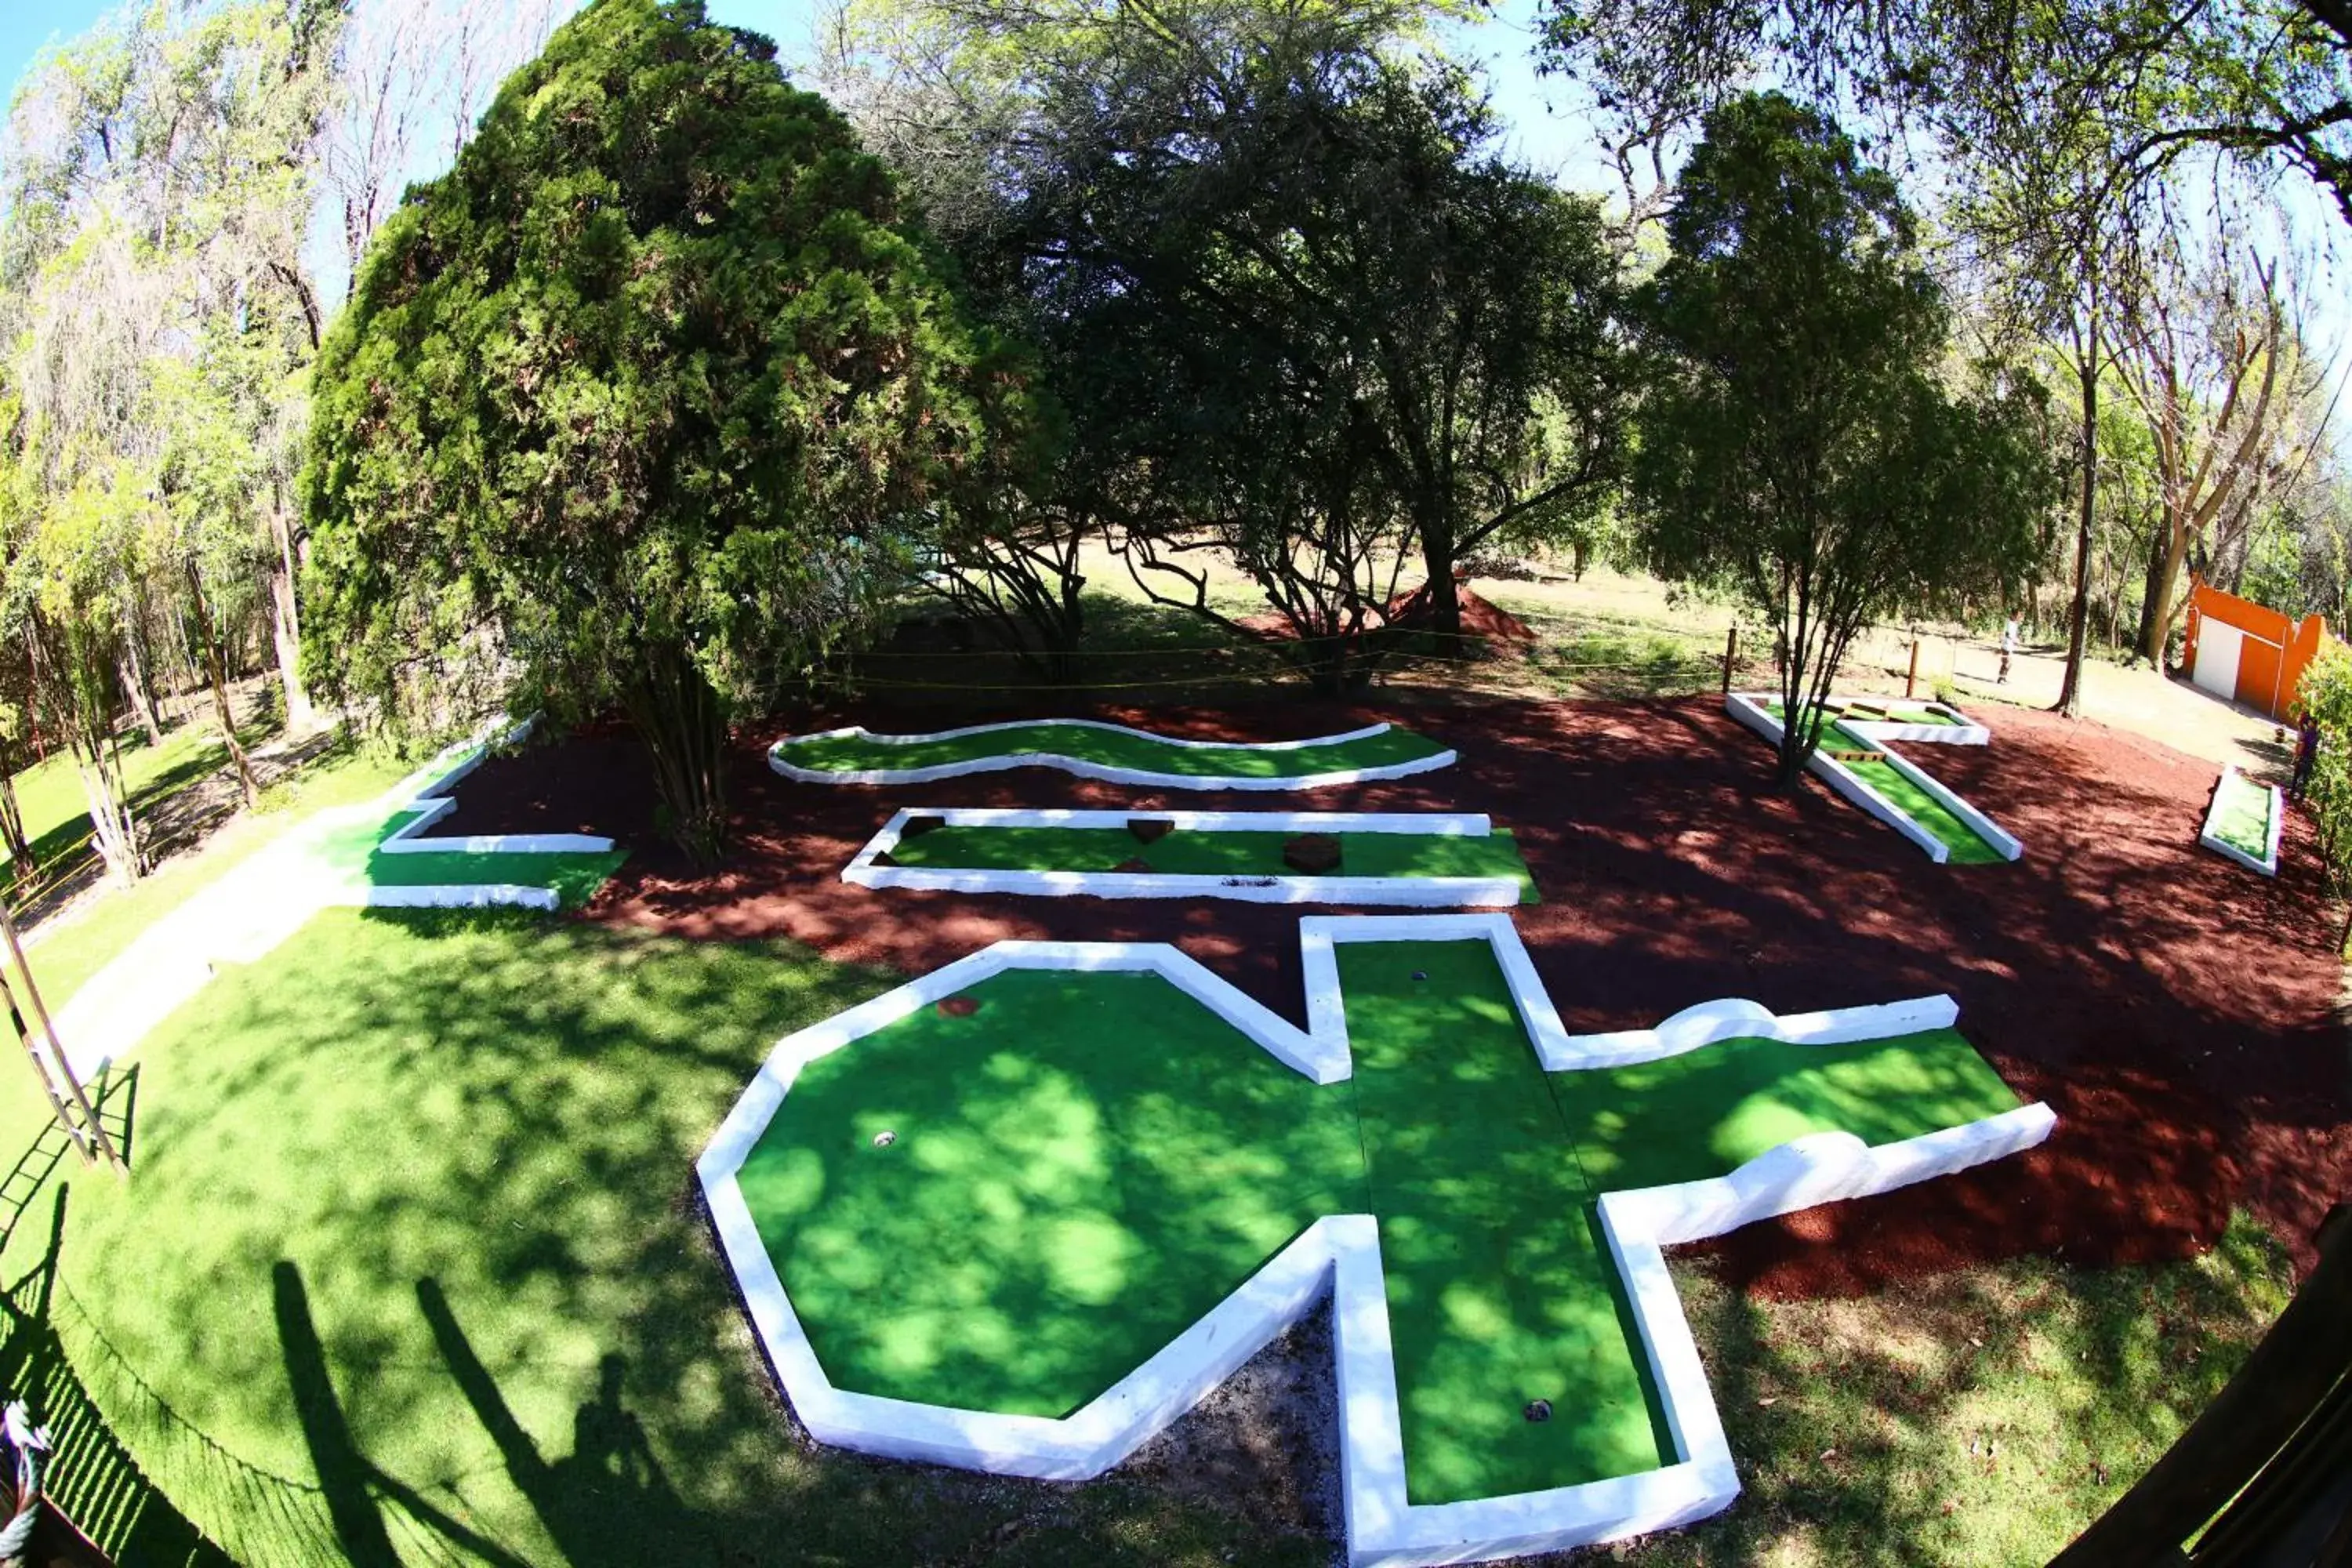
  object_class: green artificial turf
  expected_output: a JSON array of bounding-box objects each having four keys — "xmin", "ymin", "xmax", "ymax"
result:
[
  {"xmin": 1820, "ymin": 724, "xmax": 2007, "ymax": 866},
  {"xmin": 309, "ymin": 808, "xmax": 626, "ymax": 909},
  {"xmin": 2208, "ymin": 771, "xmax": 2274, "ymax": 860},
  {"xmin": 775, "ymin": 722, "xmax": 1447, "ymax": 780},
  {"xmin": 1339, "ymin": 940, "xmax": 1671, "ymax": 1504},
  {"xmin": 1765, "ymin": 700, "xmax": 1964, "ymax": 729},
  {"xmin": 882, "ymin": 825, "xmax": 1539, "ymax": 903},
  {"xmin": 14, "ymin": 906, "xmax": 2268, "ymax": 1568},
  {"xmin": 742, "ymin": 967, "xmax": 1366, "ymax": 1417},
  {"xmin": 1555, "ymin": 1029, "xmax": 2025, "ymax": 1193}
]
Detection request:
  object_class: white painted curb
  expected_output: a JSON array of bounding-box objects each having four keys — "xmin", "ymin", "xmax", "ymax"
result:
[
  {"xmin": 842, "ymin": 808, "xmax": 1524, "ymax": 908},
  {"xmin": 2198, "ymin": 765, "xmax": 2282, "ymax": 877},
  {"xmin": 51, "ymin": 714, "xmax": 608, "ymax": 1079},
  {"xmin": 1726, "ymin": 694, "xmax": 2021, "ymax": 864},
  {"xmin": 698, "ymin": 916, "xmax": 2054, "ymax": 1568},
  {"xmin": 768, "ymin": 717, "xmax": 1458, "ymax": 790}
]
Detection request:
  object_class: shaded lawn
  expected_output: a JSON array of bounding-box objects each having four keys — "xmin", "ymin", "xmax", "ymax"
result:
[
  {"xmin": 7, "ymin": 718, "xmax": 274, "ymax": 884},
  {"xmin": 23, "ymin": 739, "xmax": 419, "ymax": 1008},
  {"xmin": 35, "ymin": 909, "xmax": 1338, "ymax": 1568},
  {"xmin": 2, "ymin": 906, "xmax": 2300, "ymax": 1567}
]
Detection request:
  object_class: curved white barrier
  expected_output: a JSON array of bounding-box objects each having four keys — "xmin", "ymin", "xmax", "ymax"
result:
[{"xmin": 769, "ymin": 717, "xmax": 1457, "ymax": 790}]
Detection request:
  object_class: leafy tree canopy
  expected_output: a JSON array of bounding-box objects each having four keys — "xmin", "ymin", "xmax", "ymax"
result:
[
  {"xmin": 303, "ymin": 0, "xmax": 1044, "ymax": 861},
  {"xmin": 1629, "ymin": 93, "xmax": 2057, "ymax": 780}
]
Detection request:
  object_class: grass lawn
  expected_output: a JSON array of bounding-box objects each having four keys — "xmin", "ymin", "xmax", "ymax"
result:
[
  {"xmin": 774, "ymin": 719, "xmax": 1448, "ymax": 780},
  {"xmin": 0, "ymin": 908, "xmax": 2299, "ymax": 1567},
  {"xmin": 21, "ymin": 735, "xmax": 419, "ymax": 1007},
  {"xmin": 5, "ymin": 719, "xmax": 271, "ymax": 889}
]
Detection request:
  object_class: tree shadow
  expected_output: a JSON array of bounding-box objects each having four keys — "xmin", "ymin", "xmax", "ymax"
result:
[
  {"xmin": 273, "ymin": 1260, "xmax": 534, "ymax": 1568},
  {"xmin": 417, "ymin": 1277, "xmax": 712, "ymax": 1565}
]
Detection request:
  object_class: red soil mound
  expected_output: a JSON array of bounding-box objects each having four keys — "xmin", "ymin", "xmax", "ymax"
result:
[{"xmin": 433, "ymin": 694, "xmax": 2352, "ymax": 1293}]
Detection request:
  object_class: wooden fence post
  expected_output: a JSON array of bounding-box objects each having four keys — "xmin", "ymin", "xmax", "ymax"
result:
[
  {"xmin": 1906, "ymin": 637, "xmax": 1923, "ymax": 699},
  {"xmin": 1722, "ymin": 626, "xmax": 1739, "ymax": 693}
]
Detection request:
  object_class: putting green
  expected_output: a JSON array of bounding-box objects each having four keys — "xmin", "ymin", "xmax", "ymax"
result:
[
  {"xmin": 882, "ymin": 824, "xmax": 1539, "ymax": 903},
  {"xmin": 1824, "ymin": 725, "xmax": 2008, "ymax": 865},
  {"xmin": 310, "ymin": 809, "xmax": 626, "ymax": 909},
  {"xmin": 736, "ymin": 938, "xmax": 2027, "ymax": 1507},
  {"xmin": 2209, "ymin": 770, "xmax": 2274, "ymax": 860},
  {"xmin": 775, "ymin": 721, "xmax": 1446, "ymax": 781},
  {"xmin": 1767, "ymin": 699, "xmax": 1964, "ymax": 729}
]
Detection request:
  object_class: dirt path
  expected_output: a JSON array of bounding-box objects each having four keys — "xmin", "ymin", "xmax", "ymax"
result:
[{"xmin": 438, "ymin": 692, "xmax": 2352, "ymax": 1289}]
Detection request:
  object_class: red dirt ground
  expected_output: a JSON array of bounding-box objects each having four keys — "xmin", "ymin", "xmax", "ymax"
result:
[{"xmin": 434, "ymin": 692, "xmax": 2352, "ymax": 1293}]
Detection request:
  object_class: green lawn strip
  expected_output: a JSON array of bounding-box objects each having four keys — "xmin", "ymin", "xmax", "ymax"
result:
[
  {"xmin": 2208, "ymin": 771, "xmax": 2274, "ymax": 859},
  {"xmin": 777, "ymin": 721, "xmax": 1446, "ymax": 779},
  {"xmin": 1822, "ymin": 724, "xmax": 2006, "ymax": 865},
  {"xmin": 24, "ymin": 742, "xmax": 420, "ymax": 1008},
  {"xmin": 742, "ymin": 967, "xmax": 1367, "ymax": 1417},
  {"xmin": 5, "ymin": 720, "xmax": 268, "ymax": 882},
  {"xmin": 307, "ymin": 808, "xmax": 626, "ymax": 910},
  {"xmin": 1552, "ymin": 1029, "xmax": 2025, "ymax": 1194},
  {"xmin": 884, "ymin": 825, "xmax": 1538, "ymax": 902},
  {"xmin": 1339, "ymin": 940, "xmax": 1671, "ymax": 1504}
]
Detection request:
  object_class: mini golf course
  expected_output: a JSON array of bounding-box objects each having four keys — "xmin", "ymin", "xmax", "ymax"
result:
[
  {"xmin": 769, "ymin": 718, "xmax": 1455, "ymax": 789},
  {"xmin": 845, "ymin": 808, "xmax": 1538, "ymax": 906},
  {"xmin": 2199, "ymin": 765, "xmax": 2282, "ymax": 877},
  {"xmin": 1732, "ymin": 694, "xmax": 2019, "ymax": 866},
  {"xmin": 702, "ymin": 915, "xmax": 2053, "ymax": 1565}
]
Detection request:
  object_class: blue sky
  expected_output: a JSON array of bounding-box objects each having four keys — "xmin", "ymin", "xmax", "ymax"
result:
[{"xmin": 0, "ymin": 1, "xmax": 121, "ymax": 102}]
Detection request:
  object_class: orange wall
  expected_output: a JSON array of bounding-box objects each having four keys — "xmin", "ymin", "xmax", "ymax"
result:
[{"xmin": 2184, "ymin": 579, "xmax": 2338, "ymax": 721}]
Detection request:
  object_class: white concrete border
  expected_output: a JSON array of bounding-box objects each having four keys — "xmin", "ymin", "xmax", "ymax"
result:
[
  {"xmin": 842, "ymin": 808, "xmax": 1523, "ymax": 908},
  {"xmin": 49, "ymin": 715, "xmax": 612, "ymax": 1077},
  {"xmin": 768, "ymin": 717, "xmax": 1458, "ymax": 790},
  {"xmin": 373, "ymin": 716, "xmax": 616, "ymax": 857},
  {"xmin": 1726, "ymin": 694, "xmax": 2022, "ymax": 864},
  {"xmin": 2198, "ymin": 764, "xmax": 2282, "ymax": 877},
  {"xmin": 697, "ymin": 915, "xmax": 2055, "ymax": 1568}
]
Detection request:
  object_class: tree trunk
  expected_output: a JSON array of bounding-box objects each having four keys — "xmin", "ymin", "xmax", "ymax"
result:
[
  {"xmin": 269, "ymin": 505, "xmax": 314, "ymax": 731},
  {"xmin": 186, "ymin": 564, "xmax": 260, "ymax": 810},
  {"xmin": 2056, "ymin": 321, "xmax": 2098, "ymax": 720},
  {"xmin": 1420, "ymin": 532, "xmax": 1464, "ymax": 642},
  {"xmin": 2134, "ymin": 521, "xmax": 2171, "ymax": 666},
  {"xmin": 119, "ymin": 636, "xmax": 163, "ymax": 743},
  {"xmin": 625, "ymin": 648, "xmax": 729, "ymax": 867},
  {"xmin": 73, "ymin": 732, "xmax": 142, "ymax": 884},
  {"xmin": 2143, "ymin": 524, "xmax": 2192, "ymax": 670},
  {"xmin": 0, "ymin": 760, "xmax": 27, "ymax": 877}
]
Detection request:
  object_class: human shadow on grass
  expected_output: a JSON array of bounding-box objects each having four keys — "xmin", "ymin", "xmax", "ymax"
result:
[
  {"xmin": 417, "ymin": 1277, "xmax": 709, "ymax": 1566},
  {"xmin": 274, "ymin": 1260, "xmax": 535, "ymax": 1568}
]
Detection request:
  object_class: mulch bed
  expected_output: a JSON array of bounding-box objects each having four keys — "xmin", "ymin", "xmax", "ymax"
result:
[{"xmin": 434, "ymin": 691, "xmax": 2352, "ymax": 1293}]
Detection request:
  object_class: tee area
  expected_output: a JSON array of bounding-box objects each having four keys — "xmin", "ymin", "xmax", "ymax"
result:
[
  {"xmin": 769, "ymin": 716, "xmax": 1454, "ymax": 789},
  {"xmin": 1730, "ymin": 692, "xmax": 2020, "ymax": 865},
  {"xmin": 844, "ymin": 807, "xmax": 1539, "ymax": 906}
]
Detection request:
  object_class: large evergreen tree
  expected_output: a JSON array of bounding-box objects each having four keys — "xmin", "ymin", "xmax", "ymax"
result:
[
  {"xmin": 303, "ymin": 0, "xmax": 1039, "ymax": 862},
  {"xmin": 1630, "ymin": 93, "xmax": 2056, "ymax": 783}
]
